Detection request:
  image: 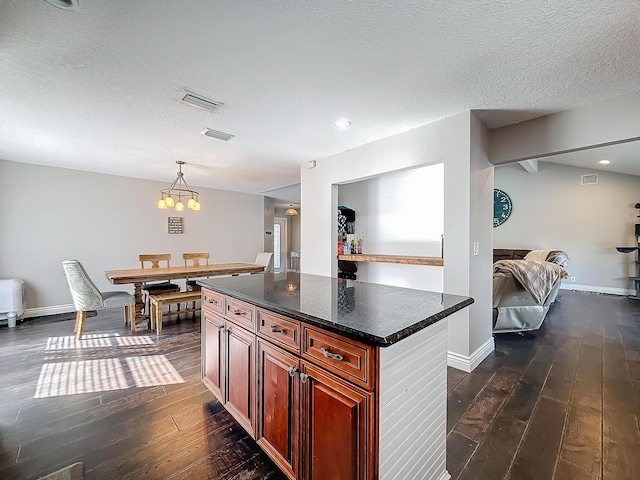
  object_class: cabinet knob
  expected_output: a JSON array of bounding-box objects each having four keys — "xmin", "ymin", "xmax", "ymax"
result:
[
  {"xmin": 269, "ymin": 326, "xmax": 284, "ymax": 334},
  {"xmin": 288, "ymin": 366, "xmax": 297, "ymax": 378},
  {"xmin": 321, "ymin": 348, "xmax": 344, "ymax": 361},
  {"xmin": 299, "ymin": 373, "xmax": 309, "ymax": 384}
]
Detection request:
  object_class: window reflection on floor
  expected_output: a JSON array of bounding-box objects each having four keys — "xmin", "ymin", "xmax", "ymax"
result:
[{"xmin": 35, "ymin": 333, "xmax": 184, "ymax": 398}]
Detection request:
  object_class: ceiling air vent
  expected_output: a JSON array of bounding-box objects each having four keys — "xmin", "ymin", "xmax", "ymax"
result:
[
  {"xmin": 201, "ymin": 128, "xmax": 235, "ymax": 141},
  {"xmin": 178, "ymin": 90, "xmax": 223, "ymax": 112},
  {"xmin": 581, "ymin": 174, "xmax": 598, "ymax": 185}
]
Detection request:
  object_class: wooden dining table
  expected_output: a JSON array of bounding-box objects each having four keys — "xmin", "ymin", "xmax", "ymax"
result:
[{"xmin": 105, "ymin": 263, "xmax": 265, "ymax": 328}]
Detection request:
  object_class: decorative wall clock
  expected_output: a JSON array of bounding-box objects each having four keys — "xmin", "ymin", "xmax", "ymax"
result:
[{"xmin": 493, "ymin": 188, "xmax": 512, "ymax": 227}]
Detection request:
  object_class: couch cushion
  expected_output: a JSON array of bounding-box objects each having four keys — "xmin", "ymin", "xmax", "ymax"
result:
[{"xmin": 493, "ymin": 248, "xmax": 531, "ymax": 263}]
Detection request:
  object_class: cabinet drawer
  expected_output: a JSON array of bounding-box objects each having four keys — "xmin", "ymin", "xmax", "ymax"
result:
[
  {"xmin": 225, "ymin": 297, "xmax": 256, "ymax": 330},
  {"xmin": 302, "ymin": 327, "xmax": 374, "ymax": 390},
  {"xmin": 202, "ymin": 289, "xmax": 224, "ymax": 315},
  {"xmin": 257, "ymin": 309, "xmax": 301, "ymax": 353}
]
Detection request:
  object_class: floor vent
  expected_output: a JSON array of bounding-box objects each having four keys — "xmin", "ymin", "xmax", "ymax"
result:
[
  {"xmin": 178, "ymin": 90, "xmax": 223, "ymax": 112},
  {"xmin": 581, "ymin": 174, "xmax": 598, "ymax": 185},
  {"xmin": 201, "ymin": 128, "xmax": 234, "ymax": 141}
]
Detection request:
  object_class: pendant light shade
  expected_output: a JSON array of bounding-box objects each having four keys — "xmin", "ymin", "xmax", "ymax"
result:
[{"xmin": 285, "ymin": 205, "xmax": 298, "ymax": 216}]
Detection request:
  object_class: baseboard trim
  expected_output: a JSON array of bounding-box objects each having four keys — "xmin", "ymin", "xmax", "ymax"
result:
[
  {"xmin": 23, "ymin": 304, "xmax": 76, "ymax": 318},
  {"xmin": 447, "ymin": 337, "xmax": 495, "ymax": 373},
  {"xmin": 559, "ymin": 284, "xmax": 634, "ymax": 296},
  {"xmin": 438, "ymin": 470, "xmax": 451, "ymax": 480}
]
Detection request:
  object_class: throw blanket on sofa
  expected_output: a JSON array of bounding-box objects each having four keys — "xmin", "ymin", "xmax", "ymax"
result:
[
  {"xmin": 524, "ymin": 249, "xmax": 554, "ymax": 262},
  {"xmin": 493, "ymin": 260, "xmax": 568, "ymax": 304}
]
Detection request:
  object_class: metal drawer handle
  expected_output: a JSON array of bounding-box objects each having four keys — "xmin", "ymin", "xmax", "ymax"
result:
[
  {"xmin": 233, "ymin": 309, "xmax": 244, "ymax": 316},
  {"xmin": 269, "ymin": 326, "xmax": 284, "ymax": 334},
  {"xmin": 321, "ymin": 348, "xmax": 344, "ymax": 361},
  {"xmin": 207, "ymin": 299, "xmax": 218, "ymax": 305},
  {"xmin": 288, "ymin": 366, "xmax": 297, "ymax": 378}
]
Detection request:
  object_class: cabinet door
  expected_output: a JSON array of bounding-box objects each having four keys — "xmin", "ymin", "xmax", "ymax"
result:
[
  {"xmin": 203, "ymin": 312, "xmax": 224, "ymax": 402},
  {"xmin": 225, "ymin": 321, "xmax": 256, "ymax": 437},
  {"xmin": 301, "ymin": 361, "xmax": 374, "ymax": 480},
  {"xmin": 257, "ymin": 340, "xmax": 300, "ymax": 480}
]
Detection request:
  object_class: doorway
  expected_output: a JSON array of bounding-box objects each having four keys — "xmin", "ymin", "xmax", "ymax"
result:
[{"xmin": 274, "ymin": 217, "xmax": 288, "ymax": 273}]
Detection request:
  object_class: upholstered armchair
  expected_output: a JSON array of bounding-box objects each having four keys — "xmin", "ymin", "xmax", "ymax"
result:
[{"xmin": 62, "ymin": 259, "xmax": 135, "ymax": 339}]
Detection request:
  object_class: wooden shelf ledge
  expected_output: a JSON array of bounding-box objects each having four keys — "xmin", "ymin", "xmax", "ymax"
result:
[{"xmin": 337, "ymin": 254, "xmax": 444, "ymax": 266}]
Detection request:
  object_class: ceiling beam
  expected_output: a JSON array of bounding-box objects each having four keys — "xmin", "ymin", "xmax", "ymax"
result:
[{"xmin": 518, "ymin": 159, "xmax": 538, "ymax": 173}]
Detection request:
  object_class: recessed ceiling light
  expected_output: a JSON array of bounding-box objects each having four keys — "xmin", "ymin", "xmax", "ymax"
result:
[
  {"xmin": 334, "ymin": 120, "xmax": 352, "ymax": 130},
  {"xmin": 44, "ymin": 0, "xmax": 79, "ymax": 10},
  {"xmin": 598, "ymin": 159, "xmax": 611, "ymax": 165}
]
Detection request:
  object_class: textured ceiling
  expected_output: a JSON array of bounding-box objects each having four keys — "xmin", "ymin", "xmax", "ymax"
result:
[{"xmin": 1, "ymin": 1, "xmax": 639, "ymax": 196}]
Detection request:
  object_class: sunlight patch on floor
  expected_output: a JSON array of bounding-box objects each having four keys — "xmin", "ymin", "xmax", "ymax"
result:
[
  {"xmin": 45, "ymin": 333, "xmax": 154, "ymax": 350},
  {"xmin": 34, "ymin": 358, "xmax": 128, "ymax": 398},
  {"xmin": 126, "ymin": 355, "xmax": 185, "ymax": 387},
  {"xmin": 116, "ymin": 336, "xmax": 154, "ymax": 347},
  {"xmin": 34, "ymin": 354, "xmax": 184, "ymax": 398}
]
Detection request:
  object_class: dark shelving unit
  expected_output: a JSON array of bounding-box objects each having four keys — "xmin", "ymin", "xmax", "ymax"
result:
[{"xmin": 615, "ymin": 203, "xmax": 640, "ymax": 299}]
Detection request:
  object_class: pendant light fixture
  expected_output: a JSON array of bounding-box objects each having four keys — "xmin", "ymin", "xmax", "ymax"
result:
[
  {"xmin": 285, "ymin": 205, "xmax": 298, "ymax": 216},
  {"xmin": 157, "ymin": 161, "xmax": 201, "ymax": 211}
]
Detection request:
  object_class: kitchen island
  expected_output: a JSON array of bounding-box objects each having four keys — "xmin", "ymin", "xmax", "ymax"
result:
[{"xmin": 198, "ymin": 272, "xmax": 473, "ymax": 480}]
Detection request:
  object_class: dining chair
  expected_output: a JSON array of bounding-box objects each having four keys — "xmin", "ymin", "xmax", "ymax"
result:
[
  {"xmin": 183, "ymin": 252, "xmax": 210, "ymax": 312},
  {"xmin": 139, "ymin": 254, "xmax": 180, "ymax": 317},
  {"xmin": 255, "ymin": 252, "xmax": 273, "ymax": 273},
  {"xmin": 62, "ymin": 260, "xmax": 135, "ymax": 340}
]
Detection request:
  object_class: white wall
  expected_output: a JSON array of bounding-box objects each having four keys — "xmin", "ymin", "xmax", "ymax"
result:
[
  {"xmin": 0, "ymin": 160, "xmax": 264, "ymax": 314},
  {"xmin": 494, "ymin": 161, "xmax": 640, "ymax": 295},
  {"xmin": 301, "ymin": 111, "xmax": 495, "ymax": 369},
  {"xmin": 468, "ymin": 114, "xmax": 494, "ymax": 356},
  {"xmin": 290, "ymin": 211, "xmax": 300, "ymax": 253},
  {"xmin": 490, "ymin": 91, "xmax": 640, "ymax": 164},
  {"xmin": 263, "ymin": 197, "xmax": 275, "ymax": 254},
  {"xmin": 338, "ymin": 164, "xmax": 444, "ymax": 291}
]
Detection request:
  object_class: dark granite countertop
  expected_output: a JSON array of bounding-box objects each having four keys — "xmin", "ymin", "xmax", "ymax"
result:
[{"xmin": 198, "ymin": 272, "xmax": 473, "ymax": 347}]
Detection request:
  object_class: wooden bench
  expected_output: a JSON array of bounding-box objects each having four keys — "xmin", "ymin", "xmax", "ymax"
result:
[{"xmin": 149, "ymin": 290, "xmax": 201, "ymax": 334}]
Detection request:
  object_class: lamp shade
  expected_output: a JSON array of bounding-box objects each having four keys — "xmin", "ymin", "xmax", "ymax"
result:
[{"xmin": 285, "ymin": 205, "xmax": 298, "ymax": 215}]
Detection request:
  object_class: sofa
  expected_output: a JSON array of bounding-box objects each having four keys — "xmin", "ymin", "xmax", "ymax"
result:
[{"xmin": 492, "ymin": 249, "xmax": 569, "ymax": 333}]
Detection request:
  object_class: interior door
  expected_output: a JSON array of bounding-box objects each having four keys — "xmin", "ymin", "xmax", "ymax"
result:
[{"xmin": 274, "ymin": 217, "xmax": 287, "ymax": 273}]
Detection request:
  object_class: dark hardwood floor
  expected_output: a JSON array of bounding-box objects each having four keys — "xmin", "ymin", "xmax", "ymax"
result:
[
  {"xmin": 448, "ymin": 291, "xmax": 640, "ymax": 480},
  {"xmin": 0, "ymin": 290, "xmax": 638, "ymax": 479}
]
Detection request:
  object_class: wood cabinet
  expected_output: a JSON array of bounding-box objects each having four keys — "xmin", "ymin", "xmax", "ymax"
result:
[
  {"xmin": 257, "ymin": 340, "xmax": 300, "ymax": 479},
  {"xmin": 203, "ymin": 311, "xmax": 224, "ymax": 401},
  {"xmin": 202, "ymin": 288, "xmax": 375, "ymax": 480},
  {"xmin": 201, "ymin": 287, "xmax": 451, "ymax": 480},
  {"xmin": 301, "ymin": 361, "xmax": 374, "ymax": 480},
  {"xmin": 225, "ymin": 321, "xmax": 256, "ymax": 437}
]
